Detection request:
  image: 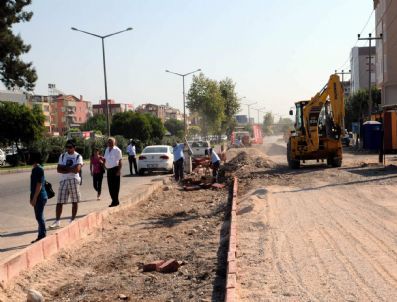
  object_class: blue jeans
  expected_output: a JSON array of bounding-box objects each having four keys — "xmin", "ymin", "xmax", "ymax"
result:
[{"xmin": 34, "ymin": 198, "xmax": 47, "ymax": 239}]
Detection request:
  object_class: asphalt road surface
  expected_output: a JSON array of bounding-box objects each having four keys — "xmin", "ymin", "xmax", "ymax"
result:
[{"xmin": 0, "ymin": 163, "xmax": 166, "ymax": 261}]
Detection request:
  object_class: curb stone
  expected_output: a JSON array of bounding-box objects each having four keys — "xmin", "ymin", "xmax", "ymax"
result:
[
  {"xmin": 0, "ymin": 179, "xmax": 163, "ymax": 287},
  {"xmin": 225, "ymin": 177, "xmax": 238, "ymax": 302}
]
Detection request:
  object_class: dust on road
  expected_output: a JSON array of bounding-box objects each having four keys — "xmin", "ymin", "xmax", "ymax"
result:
[{"xmin": 234, "ymin": 137, "xmax": 397, "ymax": 301}]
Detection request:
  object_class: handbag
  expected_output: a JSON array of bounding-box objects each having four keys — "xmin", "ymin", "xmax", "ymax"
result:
[{"xmin": 44, "ymin": 181, "xmax": 55, "ymax": 199}]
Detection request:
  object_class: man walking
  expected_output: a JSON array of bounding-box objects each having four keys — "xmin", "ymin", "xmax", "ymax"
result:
[
  {"xmin": 50, "ymin": 140, "xmax": 83, "ymax": 228},
  {"xmin": 209, "ymin": 147, "xmax": 221, "ymax": 181},
  {"xmin": 126, "ymin": 139, "xmax": 137, "ymax": 176},
  {"xmin": 104, "ymin": 137, "xmax": 122, "ymax": 207},
  {"xmin": 172, "ymin": 137, "xmax": 188, "ymax": 183}
]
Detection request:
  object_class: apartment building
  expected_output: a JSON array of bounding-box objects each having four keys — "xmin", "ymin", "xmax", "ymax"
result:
[
  {"xmin": 29, "ymin": 95, "xmax": 52, "ymax": 134},
  {"xmin": 135, "ymin": 103, "xmax": 166, "ymax": 121},
  {"xmin": 374, "ymin": 0, "xmax": 397, "ymax": 107},
  {"xmin": 92, "ymin": 99, "xmax": 134, "ymax": 119},
  {"xmin": 350, "ymin": 46, "xmax": 376, "ymax": 93},
  {"xmin": 51, "ymin": 95, "xmax": 92, "ymax": 135}
]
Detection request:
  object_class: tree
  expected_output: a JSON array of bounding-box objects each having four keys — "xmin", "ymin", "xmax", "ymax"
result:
[
  {"xmin": 187, "ymin": 73, "xmax": 225, "ymax": 137},
  {"xmin": 273, "ymin": 117, "xmax": 294, "ymax": 134},
  {"xmin": 81, "ymin": 114, "xmax": 107, "ymax": 134},
  {"xmin": 262, "ymin": 112, "xmax": 274, "ymax": 135},
  {"xmin": 164, "ymin": 118, "xmax": 184, "ymax": 138},
  {"xmin": 110, "ymin": 111, "xmax": 164, "ymax": 145},
  {"xmin": 0, "ymin": 101, "xmax": 45, "ymax": 147},
  {"xmin": 188, "ymin": 125, "xmax": 201, "ymax": 137},
  {"xmin": 219, "ymin": 78, "xmax": 240, "ymax": 136},
  {"xmin": 345, "ymin": 88, "xmax": 381, "ymax": 130},
  {"xmin": 0, "ymin": 0, "xmax": 37, "ymax": 90}
]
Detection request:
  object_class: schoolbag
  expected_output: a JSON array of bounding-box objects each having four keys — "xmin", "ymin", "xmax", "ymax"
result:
[{"xmin": 61, "ymin": 153, "xmax": 83, "ymax": 185}]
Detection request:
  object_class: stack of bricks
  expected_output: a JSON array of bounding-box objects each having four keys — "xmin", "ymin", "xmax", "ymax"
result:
[{"xmin": 225, "ymin": 177, "xmax": 238, "ymax": 302}]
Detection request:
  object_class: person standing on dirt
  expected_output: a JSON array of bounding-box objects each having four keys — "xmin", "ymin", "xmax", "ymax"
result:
[
  {"xmin": 104, "ymin": 137, "xmax": 122, "ymax": 207},
  {"xmin": 172, "ymin": 137, "xmax": 188, "ymax": 183},
  {"xmin": 209, "ymin": 148, "xmax": 221, "ymax": 180},
  {"xmin": 50, "ymin": 140, "xmax": 83, "ymax": 229},
  {"xmin": 90, "ymin": 148, "xmax": 105, "ymax": 200},
  {"xmin": 126, "ymin": 139, "xmax": 138, "ymax": 176},
  {"xmin": 29, "ymin": 150, "xmax": 48, "ymax": 243}
]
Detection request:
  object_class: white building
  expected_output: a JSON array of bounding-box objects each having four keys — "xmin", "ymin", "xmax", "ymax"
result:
[
  {"xmin": 350, "ymin": 46, "xmax": 376, "ymax": 93},
  {"xmin": 0, "ymin": 90, "xmax": 28, "ymax": 104}
]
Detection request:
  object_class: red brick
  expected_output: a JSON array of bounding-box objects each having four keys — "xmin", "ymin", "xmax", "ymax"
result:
[
  {"xmin": 158, "ymin": 259, "xmax": 180, "ymax": 273},
  {"xmin": 231, "ymin": 210, "xmax": 237, "ymax": 224},
  {"xmin": 231, "ymin": 198, "xmax": 237, "ymax": 211},
  {"xmin": 78, "ymin": 216, "xmax": 90, "ymax": 237},
  {"xmin": 26, "ymin": 240, "xmax": 44, "ymax": 268},
  {"xmin": 142, "ymin": 260, "xmax": 165, "ymax": 272},
  {"xmin": 225, "ymin": 287, "xmax": 236, "ymax": 302},
  {"xmin": 86, "ymin": 212, "xmax": 97, "ymax": 229},
  {"xmin": 230, "ymin": 225, "xmax": 237, "ymax": 238},
  {"xmin": 211, "ymin": 183, "xmax": 225, "ymax": 189},
  {"xmin": 67, "ymin": 221, "xmax": 81, "ymax": 242},
  {"xmin": 42, "ymin": 235, "xmax": 58, "ymax": 259},
  {"xmin": 227, "ymin": 260, "xmax": 237, "ymax": 274},
  {"xmin": 6, "ymin": 251, "xmax": 28, "ymax": 280},
  {"xmin": 55, "ymin": 226, "xmax": 71, "ymax": 250},
  {"xmin": 229, "ymin": 235, "xmax": 237, "ymax": 247},
  {"xmin": 226, "ymin": 273, "xmax": 237, "ymax": 289},
  {"xmin": 0, "ymin": 263, "xmax": 7, "ymax": 285}
]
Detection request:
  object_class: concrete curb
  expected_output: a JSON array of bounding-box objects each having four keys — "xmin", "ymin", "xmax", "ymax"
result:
[
  {"xmin": 225, "ymin": 176, "xmax": 238, "ymax": 302},
  {"xmin": 0, "ymin": 179, "xmax": 164, "ymax": 287}
]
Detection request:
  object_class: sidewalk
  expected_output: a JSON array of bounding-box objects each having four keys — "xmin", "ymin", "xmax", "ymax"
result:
[{"xmin": 0, "ymin": 173, "xmax": 166, "ymax": 263}]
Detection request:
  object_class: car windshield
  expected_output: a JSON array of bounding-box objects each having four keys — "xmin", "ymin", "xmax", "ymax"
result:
[
  {"xmin": 191, "ymin": 141, "xmax": 209, "ymax": 148},
  {"xmin": 142, "ymin": 147, "xmax": 168, "ymax": 154}
]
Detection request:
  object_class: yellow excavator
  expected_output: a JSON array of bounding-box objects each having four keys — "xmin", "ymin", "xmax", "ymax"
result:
[{"xmin": 287, "ymin": 74, "xmax": 345, "ymax": 169}]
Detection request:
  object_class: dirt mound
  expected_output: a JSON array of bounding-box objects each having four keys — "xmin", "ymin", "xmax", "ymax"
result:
[
  {"xmin": 219, "ymin": 148, "xmax": 275, "ymax": 181},
  {"xmin": 263, "ymin": 143, "xmax": 287, "ymax": 156}
]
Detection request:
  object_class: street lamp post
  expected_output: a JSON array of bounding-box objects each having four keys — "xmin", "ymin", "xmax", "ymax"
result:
[
  {"xmin": 71, "ymin": 27, "xmax": 133, "ymax": 136},
  {"xmin": 254, "ymin": 107, "xmax": 266, "ymax": 124},
  {"xmin": 244, "ymin": 102, "xmax": 257, "ymax": 124},
  {"xmin": 165, "ymin": 69, "xmax": 201, "ymax": 134}
]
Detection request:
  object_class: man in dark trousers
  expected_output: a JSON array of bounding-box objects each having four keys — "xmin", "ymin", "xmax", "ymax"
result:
[
  {"xmin": 172, "ymin": 137, "xmax": 189, "ymax": 183},
  {"xmin": 126, "ymin": 139, "xmax": 138, "ymax": 176},
  {"xmin": 104, "ymin": 137, "xmax": 122, "ymax": 207}
]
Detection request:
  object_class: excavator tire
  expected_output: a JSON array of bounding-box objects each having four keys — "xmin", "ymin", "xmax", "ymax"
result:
[
  {"xmin": 287, "ymin": 140, "xmax": 300, "ymax": 169},
  {"xmin": 327, "ymin": 155, "xmax": 342, "ymax": 167}
]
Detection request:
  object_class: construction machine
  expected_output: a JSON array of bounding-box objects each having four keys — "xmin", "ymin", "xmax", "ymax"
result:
[{"xmin": 287, "ymin": 74, "xmax": 345, "ymax": 169}]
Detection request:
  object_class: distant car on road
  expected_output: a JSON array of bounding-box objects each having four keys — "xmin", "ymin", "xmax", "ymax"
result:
[
  {"xmin": 189, "ymin": 140, "xmax": 210, "ymax": 157},
  {"xmin": 0, "ymin": 149, "xmax": 5, "ymax": 166},
  {"xmin": 137, "ymin": 145, "xmax": 174, "ymax": 175}
]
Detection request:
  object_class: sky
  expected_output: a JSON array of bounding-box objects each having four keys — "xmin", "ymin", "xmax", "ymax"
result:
[{"xmin": 3, "ymin": 0, "xmax": 376, "ymax": 120}]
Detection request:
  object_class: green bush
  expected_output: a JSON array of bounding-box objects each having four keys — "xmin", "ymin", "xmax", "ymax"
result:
[{"xmin": 114, "ymin": 135, "xmax": 127, "ymax": 153}]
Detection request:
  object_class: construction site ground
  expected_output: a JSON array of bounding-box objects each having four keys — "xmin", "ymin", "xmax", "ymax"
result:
[{"xmin": 2, "ymin": 136, "xmax": 397, "ymax": 301}]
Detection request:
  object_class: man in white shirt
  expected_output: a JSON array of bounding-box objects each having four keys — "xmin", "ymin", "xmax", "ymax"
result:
[
  {"xmin": 50, "ymin": 140, "xmax": 83, "ymax": 228},
  {"xmin": 104, "ymin": 137, "xmax": 122, "ymax": 207},
  {"xmin": 126, "ymin": 139, "xmax": 137, "ymax": 176}
]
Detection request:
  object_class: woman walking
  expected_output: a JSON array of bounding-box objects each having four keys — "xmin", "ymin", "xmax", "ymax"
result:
[
  {"xmin": 29, "ymin": 150, "xmax": 48, "ymax": 243},
  {"xmin": 90, "ymin": 148, "xmax": 105, "ymax": 200}
]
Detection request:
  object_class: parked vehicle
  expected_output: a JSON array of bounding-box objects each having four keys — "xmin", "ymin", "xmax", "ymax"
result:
[
  {"xmin": 342, "ymin": 130, "xmax": 352, "ymax": 147},
  {"xmin": 137, "ymin": 145, "xmax": 174, "ymax": 175},
  {"xmin": 0, "ymin": 149, "xmax": 5, "ymax": 166},
  {"xmin": 189, "ymin": 141, "xmax": 210, "ymax": 157}
]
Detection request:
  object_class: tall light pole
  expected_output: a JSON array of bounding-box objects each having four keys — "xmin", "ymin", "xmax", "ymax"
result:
[
  {"xmin": 71, "ymin": 27, "xmax": 133, "ymax": 136},
  {"xmin": 254, "ymin": 107, "xmax": 266, "ymax": 124},
  {"xmin": 244, "ymin": 102, "xmax": 257, "ymax": 124},
  {"xmin": 165, "ymin": 69, "xmax": 201, "ymax": 134}
]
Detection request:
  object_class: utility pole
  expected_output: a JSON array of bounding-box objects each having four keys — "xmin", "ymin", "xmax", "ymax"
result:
[
  {"xmin": 254, "ymin": 107, "xmax": 266, "ymax": 124},
  {"xmin": 358, "ymin": 33, "xmax": 383, "ymax": 117},
  {"xmin": 334, "ymin": 69, "xmax": 351, "ymax": 83}
]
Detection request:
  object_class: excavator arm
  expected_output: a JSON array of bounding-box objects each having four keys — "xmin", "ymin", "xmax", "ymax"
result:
[{"xmin": 302, "ymin": 74, "xmax": 344, "ymax": 152}]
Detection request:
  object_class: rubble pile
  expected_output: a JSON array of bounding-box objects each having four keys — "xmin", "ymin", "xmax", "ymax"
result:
[{"xmin": 218, "ymin": 148, "xmax": 275, "ymax": 182}]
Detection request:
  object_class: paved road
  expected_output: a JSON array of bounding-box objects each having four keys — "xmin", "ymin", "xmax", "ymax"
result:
[{"xmin": 0, "ymin": 163, "xmax": 167, "ymax": 261}]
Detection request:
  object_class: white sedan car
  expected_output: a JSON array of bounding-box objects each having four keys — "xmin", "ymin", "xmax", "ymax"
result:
[{"xmin": 137, "ymin": 145, "xmax": 174, "ymax": 175}]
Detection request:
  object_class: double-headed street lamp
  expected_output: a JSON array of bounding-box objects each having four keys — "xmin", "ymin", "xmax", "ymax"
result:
[
  {"xmin": 165, "ymin": 69, "xmax": 201, "ymax": 134},
  {"xmin": 243, "ymin": 102, "xmax": 257, "ymax": 124},
  {"xmin": 71, "ymin": 26, "xmax": 133, "ymax": 136},
  {"xmin": 254, "ymin": 107, "xmax": 266, "ymax": 124}
]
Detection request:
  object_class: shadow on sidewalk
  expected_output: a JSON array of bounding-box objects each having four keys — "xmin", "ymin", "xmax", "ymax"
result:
[{"xmin": 0, "ymin": 243, "xmax": 29, "ymax": 253}]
